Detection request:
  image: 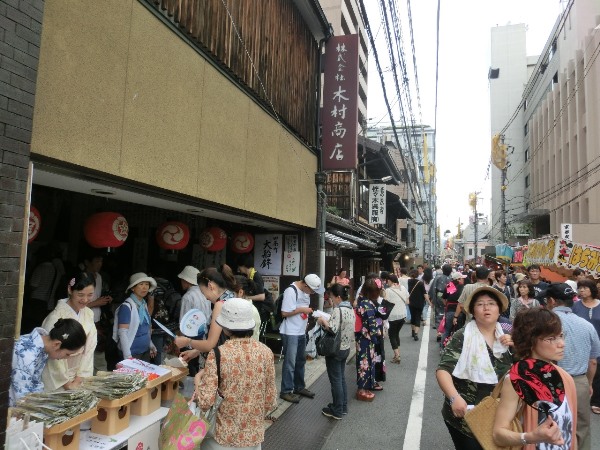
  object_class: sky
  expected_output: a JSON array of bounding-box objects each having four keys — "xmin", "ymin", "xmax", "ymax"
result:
[{"xmin": 363, "ymin": 0, "xmax": 564, "ymax": 238}]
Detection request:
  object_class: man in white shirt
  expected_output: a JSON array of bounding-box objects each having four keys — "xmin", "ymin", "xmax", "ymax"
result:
[
  {"xmin": 178, "ymin": 266, "xmax": 211, "ymax": 323},
  {"xmin": 279, "ymin": 274, "xmax": 324, "ymax": 403}
]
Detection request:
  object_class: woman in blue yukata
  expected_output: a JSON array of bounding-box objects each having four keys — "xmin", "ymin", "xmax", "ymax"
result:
[{"xmin": 11, "ymin": 318, "xmax": 86, "ymax": 405}]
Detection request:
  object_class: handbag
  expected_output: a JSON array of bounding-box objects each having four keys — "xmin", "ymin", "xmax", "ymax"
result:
[
  {"xmin": 316, "ymin": 310, "xmax": 342, "ymax": 357},
  {"xmin": 203, "ymin": 347, "xmax": 225, "ymax": 439},
  {"xmin": 464, "ymin": 375, "xmax": 523, "ymax": 450}
]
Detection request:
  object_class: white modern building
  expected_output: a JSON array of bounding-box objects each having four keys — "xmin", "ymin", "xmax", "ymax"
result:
[{"xmin": 490, "ymin": 0, "xmax": 600, "ymax": 244}]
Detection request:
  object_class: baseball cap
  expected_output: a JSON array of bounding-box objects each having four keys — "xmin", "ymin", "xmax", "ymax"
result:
[
  {"xmin": 451, "ymin": 271, "xmax": 467, "ymax": 281},
  {"xmin": 304, "ymin": 274, "xmax": 325, "ymax": 294},
  {"xmin": 546, "ymin": 283, "xmax": 576, "ymax": 301}
]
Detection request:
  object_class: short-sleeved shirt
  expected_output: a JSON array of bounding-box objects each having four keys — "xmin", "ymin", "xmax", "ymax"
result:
[
  {"xmin": 279, "ymin": 283, "xmax": 310, "ymax": 336},
  {"xmin": 553, "ymin": 306, "xmax": 600, "ymax": 376},
  {"xmin": 11, "ymin": 328, "xmax": 49, "ymax": 406}
]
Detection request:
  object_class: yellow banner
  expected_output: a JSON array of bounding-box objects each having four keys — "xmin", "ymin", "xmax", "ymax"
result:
[{"xmin": 526, "ymin": 237, "xmax": 557, "ymax": 265}]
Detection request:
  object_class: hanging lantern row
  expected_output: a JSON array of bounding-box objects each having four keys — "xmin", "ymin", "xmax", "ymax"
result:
[
  {"xmin": 84, "ymin": 212, "xmax": 129, "ymax": 250},
  {"xmin": 200, "ymin": 226, "xmax": 227, "ymax": 252},
  {"xmin": 28, "ymin": 206, "xmax": 41, "ymax": 243},
  {"xmin": 231, "ymin": 231, "xmax": 254, "ymax": 254},
  {"xmin": 156, "ymin": 221, "xmax": 190, "ymax": 250}
]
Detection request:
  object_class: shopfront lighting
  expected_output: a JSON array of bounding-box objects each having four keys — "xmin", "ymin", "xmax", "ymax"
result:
[{"xmin": 358, "ymin": 176, "xmax": 393, "ymax": 183}]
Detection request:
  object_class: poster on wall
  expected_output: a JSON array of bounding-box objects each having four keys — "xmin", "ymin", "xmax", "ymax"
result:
[
  {"xmin": 285, "ymin": 235, "xmax": 299, "ymax": 252},
  {"xmin": 262, "ymin": 276, "xmax": 280, "ymax": 300},
  {"xmin": 254, "ymin": 234, "xmax": 283, "ymax": 275},
  {"xmin": 283, "ymin": 251, "xmax": 300, "ymax": 276}
]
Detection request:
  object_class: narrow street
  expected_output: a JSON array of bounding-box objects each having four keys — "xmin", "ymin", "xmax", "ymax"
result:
[{"xmin": 265, "ymin": 322, "xmax": 600, "ymax": 450}]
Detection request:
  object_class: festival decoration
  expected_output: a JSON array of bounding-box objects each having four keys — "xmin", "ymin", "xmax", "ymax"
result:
[
  {"xmin": 84, "ymin": 212, "xmax": 129, "ymax": 249},
  {"xmin": 200, "ymin": 227, "xmax": 227, "ymax": 252},
  {"xmin": 156, "ymin": 221, "xmax": 190, "ymax": 250},
  {"xmin": 230, "ymin": 231, "xmax": 254, "ymax": 253},
  {"xmin": 28, "ymin": 206, "xmax": 41, "ymax": 243}
]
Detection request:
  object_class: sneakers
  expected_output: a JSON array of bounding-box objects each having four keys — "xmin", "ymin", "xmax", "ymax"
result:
[
  {"xmin": 293, "ymin": 388, "xmax": 315, "ymax": 399},
  {"xmin": 322, "ymin": 407, "xmax": 342, "ymax": 420},
  {"xmin": 328, "ymin": 403, "xmax": 347, "ymax": 415},
  {"xmin": 280, "ymin": 392, "xmax": 300, "ymax": 403}
]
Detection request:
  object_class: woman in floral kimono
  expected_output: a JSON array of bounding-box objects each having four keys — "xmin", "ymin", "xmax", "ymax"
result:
[
  {"xmin": 355, "ymin": 279, "xmax": 381, "ymax": 402},
  {"xmin": 11, "ymin": 318, "xmax": 86, "ymax": 405}
]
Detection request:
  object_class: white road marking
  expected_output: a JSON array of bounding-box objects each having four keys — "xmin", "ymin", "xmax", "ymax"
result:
[{"xmin": 402, "ymin": 323, "xmax": 431, "ymax": 449}]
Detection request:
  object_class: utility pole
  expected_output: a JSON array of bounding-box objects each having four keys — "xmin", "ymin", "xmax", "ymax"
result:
[
  {"xmin": 501, "ymin": 165, "xmax": 507, "ymax": 243},
  {"xmin": 469, "ymin": 192, "xmax": 479, "ymax": 264}
]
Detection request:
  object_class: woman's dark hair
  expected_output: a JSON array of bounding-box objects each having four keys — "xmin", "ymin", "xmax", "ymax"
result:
[
  {"xmin": 512, "ymin": 307, "xmax": 562, "ymax": 359},
  {"xmin": 361, "ymin": 279, "xmax": 380, "ymax": 301},
  {"xmin": 198, "ymin": 264, "xmax": 239, "ymax": 292},
  {"xmin": 49, "ymin": 318, "xmax": 87, "ymax": 350},
  {"xmin": 408, "ymin": 269, "xmax": 419, "ymax": 279},
  {"xmin": 422, "ymin": 268, "xmax": 434, "ymax": 284},
  {"xmin": 578, "ymin": 279, "xmax": 598, "ymax": 298},
  {"xmin": 494, "ymin": 270, "xmax": 506, "ymax": 282},
  {"xmin": 68, "ymin": 271, "xmax": 96, "ymax": 292},
  {"xmin": 236, "ymin": 254, "xmax": 254, "ymax": 269},
  {"xmin": 365, "ymin": 272, "xmax": 379, "ymax": 281},
  {"xmin": 467, "ymin": 289, "xmax": 504, "ymax": 315},
  {"xmin": 517, "ymin": 280, "xmax": 535, "ymax": 299},
  {"xmin": 227, "ymin": 328, "xmax": 254, "ymax": 338},
  {"xmin": 235, "ymin": 275, "xmax": 258, "ymax": 296},
  {"xmin": 337, "ymin": 268, "xmax": 346, "ymax": 276},
  {"xmin": 388, "ymin": 274, "xmax": 399, "ymax": 284},
  {"xmin": 328, "ymin": 283, "xmax": 350, "ymax": 301},
  {"xmin": 442, "ymin": 264, "xmax": 453, "ymax": 276}
]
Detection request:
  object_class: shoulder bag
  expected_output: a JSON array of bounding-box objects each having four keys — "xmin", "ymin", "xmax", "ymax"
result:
[
  {"xmin": 464, "ymin": 375, "xmax": 523, "ymax": 450},
  {"xmin": 316, "ymin": 309, "xmax": 343, "ymax": 357},
  {"xmin": 203, "ymin": 347, "xmax": 225, "ymax": 438}
]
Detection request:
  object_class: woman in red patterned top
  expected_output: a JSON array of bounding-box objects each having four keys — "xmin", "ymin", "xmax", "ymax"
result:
[{"xmin": 196, "ymin": 298, "xmax": 277, "ymax": 450}]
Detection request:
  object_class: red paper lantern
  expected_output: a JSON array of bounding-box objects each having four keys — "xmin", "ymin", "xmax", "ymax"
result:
[
  {"xmin": 231, "ymin": 231, "xmax": 254, "ymax": 253},
  {"xmin": 200, "ymin": 227, "xmax": 227, "ymax": 252},
  {"xmin": 156, "ymin": 221, "xmax": 190, "ymax": 250},
  {"xmin": 84, "ymin": 212, "xmax": 129, "ymax": 249},
  {"xmin": 28, "ymin": 206, "xmax": 41, "ymax": 243}
]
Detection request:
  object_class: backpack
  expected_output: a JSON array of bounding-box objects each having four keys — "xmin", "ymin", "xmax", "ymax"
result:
[
  {"xmin": 152, "ymin": 278, "xmax": 182, "ymax": 333},
  {"xmin": 274, "ymin": 284, "xmax": 298, "ymax": 329}
]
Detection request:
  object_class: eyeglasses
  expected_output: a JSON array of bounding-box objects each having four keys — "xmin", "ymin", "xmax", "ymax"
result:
[
  {"xmin": 473, "ymin": 302, "xmax": 498, "ymax": 309},
  {"xmin": 541, "ymin": 333, "xmax": 566, "ymax": 344}
]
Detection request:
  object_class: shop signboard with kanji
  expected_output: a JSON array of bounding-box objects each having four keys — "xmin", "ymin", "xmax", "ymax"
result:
[
  {"xmin": 254, "ymin": 234, "xmax": 282, "ymax": 275},
  {"xmin": 368, "ymin": 184, "xmax": 386, "ymax": 224},
  {"xmin": 321, "ymin": 34, "xmax": 359, "ymax": 170},
  {"xmin": 556, "ymin": 238, "xmax": 600, "ymax": 277}
]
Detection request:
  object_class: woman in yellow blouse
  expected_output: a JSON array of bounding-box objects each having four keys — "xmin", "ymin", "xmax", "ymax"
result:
[{"xmin": 41, "ymin": 271, "xmax": 97, "ymax": 391}]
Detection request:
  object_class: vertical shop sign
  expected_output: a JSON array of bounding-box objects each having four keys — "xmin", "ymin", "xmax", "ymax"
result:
[
  {"xmin": 283, "ymin": 234, "xmax": 300, "ymax": 275},
  {"xmin": 561, "ymin": 223, "xmax": 572, "ymax": 241},
  {"xmin": 285, "ymin": 235, "xmax": 299, "ymax": 252},
  {"xmin": 369, "ymin": 184, "xmax": 386, "ymax": 224},
  {"xmin": 254, "ymin": 234, "xmax": 283, "ymax": 275},
  {"xmin": 321, "ymin": 34, "xmax": 359, "ymax": 170}
]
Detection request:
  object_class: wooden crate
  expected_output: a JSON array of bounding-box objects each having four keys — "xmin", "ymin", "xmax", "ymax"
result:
[
  {"xmin": 91, "ymin": 388, "xmax": 145, "ymax": 436},
  {"xmin": 161, "ymin": 367, "xmax": 189, "ymax": 401},
  {"xmin": 130, "ymin": 371, "xmax": 172, "ymax": 417},
  {"xmin": 44, "ymin": 408, "xmax": 97, "ymax": 450}
]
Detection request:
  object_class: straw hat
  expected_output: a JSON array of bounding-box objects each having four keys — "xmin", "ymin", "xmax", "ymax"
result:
[{"xmin": 464, "ymin": 286, "xmax": 509, "ymax": 313}]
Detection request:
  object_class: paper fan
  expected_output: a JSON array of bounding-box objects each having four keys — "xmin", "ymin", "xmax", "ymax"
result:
[{"xmin": 180, "ymin": 309, "xmax": 207, "ymax": 338}]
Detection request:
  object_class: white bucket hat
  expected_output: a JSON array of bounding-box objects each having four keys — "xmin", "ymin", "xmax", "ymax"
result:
[
  {"xmin": 178, "ymin": 265, "xmax": 199, "ymax": 286},
  {"xmin": 304, "ymin": 273, "xmax": 325, "ymax": 294},
  {"xmin": 215, "ymin": 298, "xmax": 255, "ymax": 331},
  {"xmin": 126, "ymin": 272, "xmax": 157, "ymax": 292}
]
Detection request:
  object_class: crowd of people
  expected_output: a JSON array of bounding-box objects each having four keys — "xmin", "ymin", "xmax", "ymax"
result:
[{"xmin": 12, "ymin": 246, "xmax": 600, "ymax": 449}]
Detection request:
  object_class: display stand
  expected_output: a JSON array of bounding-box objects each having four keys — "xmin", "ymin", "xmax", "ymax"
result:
[
  {"xmin": 130, "ymin": 371, "xmax": 171, "ymax": 417},
  {"xmin": 91, "ymin": 388, "xmax": 145, "ymax": 436},
  {"xmin": 43, "ymin": 408, "xmax": 98, "ymax": 450},
  {"xmin": 161, "ymin": 367, "xmax": 189, "ymax": 401},
  {"xmin": 80, "ymin": 406, "xmax": 169, "ymax": 450}
]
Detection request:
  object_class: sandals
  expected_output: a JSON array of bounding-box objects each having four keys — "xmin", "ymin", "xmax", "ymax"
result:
[
  {"xmin": 391, "ymin": 355, "xmax": 401, "ymax": 364},
  {"xmin": 370, "ymin": 383, "xmax": 383, "ymax": 391},
  {"xmin": 592, "ymin": 406, "xmax": 600, "ymax": 415},
  {"xmin": 356, "ymin": 389, "xmax": 375, "ymax": 402}
]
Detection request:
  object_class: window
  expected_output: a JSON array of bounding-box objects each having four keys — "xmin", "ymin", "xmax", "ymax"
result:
[
  {"xmin": 468, "ymin": 248, "xmax": 473, "ymax": 256},
  {"xmin": 525, "ymin": 148, "xmax": 529, "ymax": 161},
  {"xmin": 524, "ymin": 123, "xmax": 529, "ymax": 136},
  {"xmin": 525, "ymin": 175, "xmax": 530, "ymax": 188}
]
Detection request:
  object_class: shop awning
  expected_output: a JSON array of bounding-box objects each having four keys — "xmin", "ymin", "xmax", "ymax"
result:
[{"xmin": 329, "ymin": 229, "xmax": 378, "ymax": 249}]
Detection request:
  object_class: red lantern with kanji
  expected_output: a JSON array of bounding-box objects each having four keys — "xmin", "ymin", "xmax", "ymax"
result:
[
  {"xmin": 156, "ymin": 221, "xmax": 190, "ymax": 250},
  {"xmin": 84, "ymin": 212, "xmax": 129, "ymax": 249},
  {"xmin": 231, "ymin": 231, "xmax": 254, "ymax": 253},
  {"xmin": 28, "ymin": 206, "xmax": 41, "ymax": 243},
  {"xmin": 200, "ymin": 227, "xmax": 227, "ymax": 252}
]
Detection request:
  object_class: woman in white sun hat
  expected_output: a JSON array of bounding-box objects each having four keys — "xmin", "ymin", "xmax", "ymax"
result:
[
  {"xmin": 112, "ymin": 272, "xmax": 157, "ymax": 363},
  {"xmin": 178, "ymin": 265, "xmax": 212, "ymax": 323},
  {"xmin": 196, "ymin": 298, "xmax": 277, "ymax": 450}
]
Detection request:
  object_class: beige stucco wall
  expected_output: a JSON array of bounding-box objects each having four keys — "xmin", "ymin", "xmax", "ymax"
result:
[{"xmin": 31, "ymin": 0, "xmax": 317, "ymax": 228}]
